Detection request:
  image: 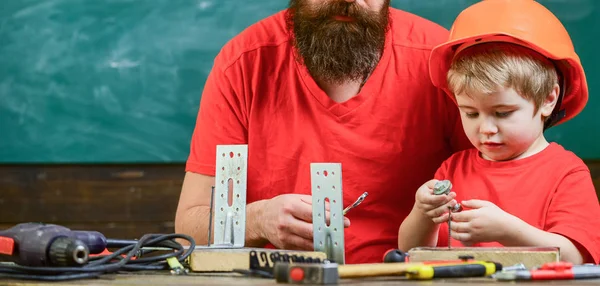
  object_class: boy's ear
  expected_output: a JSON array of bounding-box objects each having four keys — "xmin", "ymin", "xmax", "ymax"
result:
[{"xmin": 541, "ymin": 84, "xmax": 560, "ymax": 117}]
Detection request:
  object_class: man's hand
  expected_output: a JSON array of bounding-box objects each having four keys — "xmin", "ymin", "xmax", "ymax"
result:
[
  {"xmin": 449, "ymin": 199, "xmax": 520, "ymax": 244},
  {"xmin": 257, "ymin": 194, "xmax": 350, "ymax": 251},
  {"xmin": 414, "ymin": 179, "xmax": 458, "ymax": 224}
]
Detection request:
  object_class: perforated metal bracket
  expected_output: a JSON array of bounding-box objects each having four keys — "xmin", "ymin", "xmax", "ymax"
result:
[
  {"xmin": 310, "ymin": 163, "xmax": 345, "ymax": 264},
  {"xmin": 211, "ymin": 144, "xmax": 248, "ymax": 248}
]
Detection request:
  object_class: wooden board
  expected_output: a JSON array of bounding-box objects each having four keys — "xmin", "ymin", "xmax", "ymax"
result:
[
  {"xmin": 189, "ymin": 247, "xmax": 327, "ymax": 272},
  {"xmin": 0, "ymin": 164, "xmax": 184, "ymax": 239},
  {"xmin": 408, "ymin": 247, "xmax": 559, "ymax": 269}
]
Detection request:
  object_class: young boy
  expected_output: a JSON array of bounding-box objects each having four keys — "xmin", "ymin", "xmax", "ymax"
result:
[{"xmin": 398, "ymin": 0, "xmax": 600, "ymax": 264}]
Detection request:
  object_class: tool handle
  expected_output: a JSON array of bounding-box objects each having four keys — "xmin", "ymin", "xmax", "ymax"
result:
[
  {"xmin": 338, "ymin": 262, "xmax": 420, "ymax": 278},
  {"xmin": 435, "ymin": 264, "xmax": 490, "ymax": 278},
  {"xmin": 530, "ymin": 270, "xmax": 574, "ymax": 280},
  {"xmin": 572, "ymin": 267, "xmax": 600, "ymax": 279},
  {"xmin": 407, "ymin": 262, "xmax": 498, "ymax": 280},
  {"xmin": 529, "ymin": 267, "xmax": 600, "ymax": 280}
]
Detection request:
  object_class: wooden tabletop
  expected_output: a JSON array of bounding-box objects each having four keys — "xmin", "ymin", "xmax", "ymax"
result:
[{"xmin": 3, "ymin": 271, "xmax": 600, "ymax": 286}]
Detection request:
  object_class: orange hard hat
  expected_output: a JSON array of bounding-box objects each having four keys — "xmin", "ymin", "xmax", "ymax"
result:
[{"xmin": 429, "ymin": 0, "xmax": 588, "ymax": 127}]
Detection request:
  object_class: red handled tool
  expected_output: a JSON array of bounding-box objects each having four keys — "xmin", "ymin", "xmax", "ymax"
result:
[{"xmin": 495, "ymin": 261, "xmax": 600, "ymax": 280}]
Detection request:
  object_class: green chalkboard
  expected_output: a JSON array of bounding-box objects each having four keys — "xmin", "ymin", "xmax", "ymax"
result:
[{"xmin": 1, "ymin": 0, "xmax": 598, "ymax": 163}]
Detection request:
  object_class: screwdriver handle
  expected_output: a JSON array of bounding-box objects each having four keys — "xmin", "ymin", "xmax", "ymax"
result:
[{"xmin": 406, "ymin": 261, "xmax": 499, "ymax": 280}]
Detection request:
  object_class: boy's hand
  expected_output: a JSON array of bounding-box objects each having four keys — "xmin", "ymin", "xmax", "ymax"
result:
[
  {"xmin": 449, "ymin": 199, "xmax": 519, "ymax": 244},
  {"xmin": 414, "ymin": 179, "xmax": 458, "ymax": 224}
]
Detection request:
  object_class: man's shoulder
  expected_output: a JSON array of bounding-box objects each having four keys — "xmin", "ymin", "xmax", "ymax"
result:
[
  {"xmin": 215, "ymin": 10, "xmax": 291, "ymax": 70},
  {"xmin": 388, "ymin": 8, "xmax": 449, "ymax": 51}
]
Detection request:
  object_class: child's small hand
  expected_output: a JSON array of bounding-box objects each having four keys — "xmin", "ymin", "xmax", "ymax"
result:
[
  {"xmin": 414, "ymin": 179, "xmax": 458, "ymax": 224},
  {"xmin": 449, "ymin": 199, "xmax": 518, "ymax": 244}
]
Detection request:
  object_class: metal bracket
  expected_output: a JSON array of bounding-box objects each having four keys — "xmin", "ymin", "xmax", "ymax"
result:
[
  {"xmin": 310, "ymin": 163, "xmax": 345, "ymax": 264},
  {"xmin": 211, "ymin": 144, "xmax": 248, "ymax": 247}
]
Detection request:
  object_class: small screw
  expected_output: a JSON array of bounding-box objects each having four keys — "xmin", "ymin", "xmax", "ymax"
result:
[
  {"xmin": 170, "ymin": 267, "xmax": 189, "ymax": 275},
  {"xmin": 502, "ymin": 263, "xmax": 527, "ymax": 272}
]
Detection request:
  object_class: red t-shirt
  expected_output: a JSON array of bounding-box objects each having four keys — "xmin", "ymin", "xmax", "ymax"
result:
[
  {"xmin": 187, "ymin": 8, "xmax": 470, "ymax": 263},
  {"xmin": 435, "ymin": 143, "xmax": 600, "ymax": 263}
]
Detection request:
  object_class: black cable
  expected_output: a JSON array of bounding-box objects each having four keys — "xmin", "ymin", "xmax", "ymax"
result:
[
  {"xmin": 129, "ymin": 250, "xmax": 181, "ymax": 264},
  {"xmin": 105, "ymin": 238, "xmax": 138, "ymax": 248},
  {"xmin": 120, "ymin": 264, "xmax": 165, "ymax": 271},
  {"xmin": 126, "ymin": 241, "xmax": 184, "ymax": 264},
  {"xmin": 0, "ymin": 233, "xmax": 195, "ymax": 281},
  {"xmin": 232, "ymin": 268, "xmax": 274, "ymax": 279},
  {"xmin": 0, "ymin": 272, "xmax": 104, "ymax": 281}
]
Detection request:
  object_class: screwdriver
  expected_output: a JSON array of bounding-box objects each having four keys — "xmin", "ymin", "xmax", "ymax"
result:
[
  {"xmin": 494, "ymin": 262, "xmax": 600, "ymax": 281},
  {"xmin": 405, "ymin": 261, "xmax": 501, "ymax": 280}
]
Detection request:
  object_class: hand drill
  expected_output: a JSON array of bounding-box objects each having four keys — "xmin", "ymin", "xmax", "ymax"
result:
[{"xmin": 0, "ymin": 223, "xmax": 108, "ymax": 267}]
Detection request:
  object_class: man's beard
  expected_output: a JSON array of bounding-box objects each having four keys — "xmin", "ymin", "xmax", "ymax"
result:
[{"xmin": 287, "ymin": 0, "xmax": 390, "ymax": 84}]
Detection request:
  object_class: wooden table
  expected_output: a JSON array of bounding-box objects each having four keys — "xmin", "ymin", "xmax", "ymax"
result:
[{"xmin": 3, "ymin": 271, "xmax": 600, "ymax": 286}]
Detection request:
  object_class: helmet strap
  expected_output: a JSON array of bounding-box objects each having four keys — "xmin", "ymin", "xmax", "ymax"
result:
[{"xmin": 544, "ymin": 65, "xmax": 567, "ymax": 130}]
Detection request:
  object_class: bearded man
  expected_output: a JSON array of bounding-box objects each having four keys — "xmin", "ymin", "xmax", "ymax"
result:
[{"xmin": 175, "ymin": 0, "xmax": 471, "ymax": 264}]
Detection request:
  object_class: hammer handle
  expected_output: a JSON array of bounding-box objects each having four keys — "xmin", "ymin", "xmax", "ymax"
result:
[{"xmin": 338, "ymin": 262, "xmax": 423, "ymax": 278}]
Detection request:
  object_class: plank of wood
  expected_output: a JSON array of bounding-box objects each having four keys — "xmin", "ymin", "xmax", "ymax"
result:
[
  {"xmin": 189, "ymin": 247, "xmax": 327, "ymax": 272},
  {"xmin": 0, "ymin": 164, "xmax": 184, "ymax": 223},
  {"xmin": 407, "ymin": 247, "xmax": 559, "ymax": 269}
]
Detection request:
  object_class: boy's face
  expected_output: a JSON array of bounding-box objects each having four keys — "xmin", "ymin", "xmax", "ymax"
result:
[{"xmin": 456, "ymin": 87, "xmax": 557, "ymax": 161}]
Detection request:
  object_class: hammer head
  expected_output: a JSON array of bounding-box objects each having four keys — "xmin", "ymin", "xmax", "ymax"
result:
[{"xmin": 274, "ymin": 262, "xmax": 339, "ymax": 284}]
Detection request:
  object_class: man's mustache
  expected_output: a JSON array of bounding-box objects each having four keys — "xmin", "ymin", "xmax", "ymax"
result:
[{"xmin": 313, "ymin": 1, "xmax": 364, "ymax": 20}]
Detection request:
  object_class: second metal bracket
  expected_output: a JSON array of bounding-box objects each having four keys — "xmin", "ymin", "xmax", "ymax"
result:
[{"xmin": 310, "ymin": 163, "xmax": 345, "ymax": 264}]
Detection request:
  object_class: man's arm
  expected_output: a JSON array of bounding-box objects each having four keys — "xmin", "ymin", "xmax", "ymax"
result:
[{"xmin": 174, "ymin": 172, "xmax": 267, "ymax": 247}]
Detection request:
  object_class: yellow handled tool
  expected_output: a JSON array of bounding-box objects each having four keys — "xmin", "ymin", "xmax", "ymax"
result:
[{"xmin": 405, "ymin": 261, "xmax": 500, "ymax": 280}]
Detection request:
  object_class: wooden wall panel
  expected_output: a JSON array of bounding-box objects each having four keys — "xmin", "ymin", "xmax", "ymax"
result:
[{"xmin": 0, "ymin": 164, "xmax": 185, "ymax": 239}]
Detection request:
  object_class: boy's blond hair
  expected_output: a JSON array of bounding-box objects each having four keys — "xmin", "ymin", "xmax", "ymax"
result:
[{"xmin": 447, "ymin": 42, "xmax": 558, "ymax": 114}]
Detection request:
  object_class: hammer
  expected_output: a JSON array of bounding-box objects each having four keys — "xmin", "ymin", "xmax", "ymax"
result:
[{"xmin": 274, "ymin": 260, "xmax": 501, "ymax": 284}]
